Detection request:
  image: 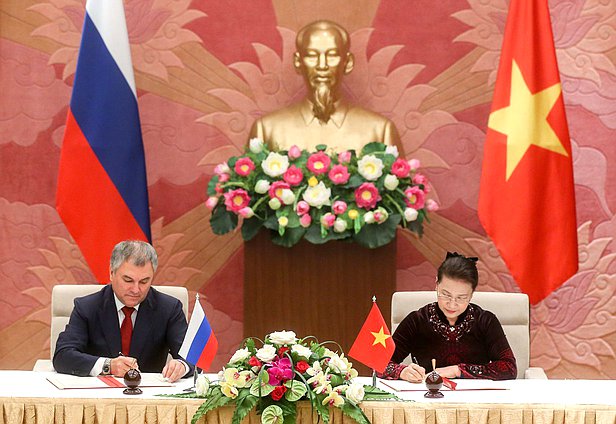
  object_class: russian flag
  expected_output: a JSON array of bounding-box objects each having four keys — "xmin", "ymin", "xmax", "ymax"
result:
[
  {"xmin": 56, "ymin": 0, "xmax": 151, "ymax": 284},
  {"xmin": 179, "ymin": 298, "xmax": 218, "ymax": 371}
]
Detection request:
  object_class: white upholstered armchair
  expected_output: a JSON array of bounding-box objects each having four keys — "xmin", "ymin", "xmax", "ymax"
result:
[
  {"xmin": 391, "ymin": 291, "xmax": 547, "ymax": 379},
  {"xmin": 33, "ymin": 284, "xmax": 189, "ymax": 372}
]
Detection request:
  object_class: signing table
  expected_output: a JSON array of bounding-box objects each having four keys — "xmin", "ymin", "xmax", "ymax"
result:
[{"xmin": 1, "ymin": 371, "xmax": 615, "ymax": 424}]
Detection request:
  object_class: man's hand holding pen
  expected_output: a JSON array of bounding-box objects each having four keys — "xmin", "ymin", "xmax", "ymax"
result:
[{"xmin": 111, "ymin": 353, "xmax": 139, "ymax": 377}]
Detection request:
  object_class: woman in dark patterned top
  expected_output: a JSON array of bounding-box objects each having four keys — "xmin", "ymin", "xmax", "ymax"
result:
[{"xmin": 380, "ymin": 252, "xmax": 517, "ymax": 382}]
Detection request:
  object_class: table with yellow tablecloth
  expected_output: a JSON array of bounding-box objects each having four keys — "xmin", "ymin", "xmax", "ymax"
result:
[{"xmin": 1, "ymin": 371, "xmax": 615, "ymax": 424}]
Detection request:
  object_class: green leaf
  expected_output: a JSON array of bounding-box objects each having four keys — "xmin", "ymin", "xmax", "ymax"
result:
[
  {"xmin": 304, "ymin": 224, "xmax": 348, "ymax": 244},
  {"xmin": 353, "ymin": 214, "xmax": 401, "ymax": 248},
  {"xmin": 340, "ymin": 401, "xmax": 371, "ymax": 424},
  {"xmin": 360, "ymin": 142, "xmax": 386, "ymax": 156},
  {"xmin": 408, "ymin": 218, "xmax": 424, "ymax": 237},
  {"xmin": 231, "ymin": 390, "xmax": 258, "ymax": 424},
  {"xmin": 210, "ymin": 204, "xmax": 238, "ymax": 235},
  {"xmin": 362, "ymin": 385, "xmax": 400, "ymax": 401},
  {"xmin": 190, "ymin": 388, "xmax": 233, "ymax": 424},
  {"xmin": 347, "ymin": 174, "xmax": 364, "ymax": 188},
  {"xmin": 207, "ymin": 175, "xmax": 220, "ymax": 197},
  {"xmin": 241, "ymin": 217, "xmax": 263, "ymax": 241},
  {"xmin": 250, "ymin": 370, "xmax": 276, "ymax": 397},
  {"xmin": 271, "ymin": 226, "xmax": 306, "ymax": 247},
  {"xmin": 284, "ymin": 380, "xmax": 308, "ymax": 402},
  {"xmin": 315, "ymin": 144, "xmax": 327, "ymax": 151},
  {"xmin": 311, "ymin": 393, "xmax": 330, "ymax": 424},
  {"xmin": 261, "ymin": 405, "xmax": 284, "ymax": 424}
]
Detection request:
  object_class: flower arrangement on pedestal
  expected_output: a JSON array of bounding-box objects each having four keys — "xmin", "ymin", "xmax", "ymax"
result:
[
  {"xmin": 205, "ymin": 139, "xmax": 438, "ymax": 248},
  {"xmin": 177, "ymin": 331, "xmax": 394, "ymax": 424}
]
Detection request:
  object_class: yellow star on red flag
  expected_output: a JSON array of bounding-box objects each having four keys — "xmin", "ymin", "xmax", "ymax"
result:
[
  {"xmin": 371, "ymin": 326, "xmax": 391, "ymax": 347},
  {"xmin": 488, "ymin": 60, "xmax": 568, "ymax": 181}
]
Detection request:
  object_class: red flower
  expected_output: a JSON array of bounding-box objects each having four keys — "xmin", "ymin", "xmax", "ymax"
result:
[
  {"xmin": 278, "ymin": 346, "xmax": 290, "ymax": 356},
  {"xmin": 391, "ymin": 158, "xmax": 411, "ymax": 178},
  {"xmin": 223, "ymin": 189, "xmax": 251, "ymax": 213},
  {"xmin": 307, "ymin": 152, "xmax": 331, "ymax": 174},
  {"xmin": 271, "ymin": 385, "xmax": 287, "ymax": 401},
  {"xmin": 283, "ymin": 165, "xmax": 304, "ymax": 186},
  {"xmin": 234, "ymin": 157, "xmax": 256, "ymax": 176},
  {"xmin": 248, "ymin": 356, "xmax": 262, "ymax": 367},
  {"xmin": 354, "ymin": 183, "xmax": 381, "ymax": 210},
  {"xmin": 268, "ymin": 181, "xmax": 291, "ymax": 200},
  {"xmin": 295, "ymin": 360, "xmax": 310, "ymax": 373}
]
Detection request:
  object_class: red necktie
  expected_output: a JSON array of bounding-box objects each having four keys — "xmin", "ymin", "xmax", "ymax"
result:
[{"xmin": 120, "ymin": 306, "xmax": 135, "ymax": 355}]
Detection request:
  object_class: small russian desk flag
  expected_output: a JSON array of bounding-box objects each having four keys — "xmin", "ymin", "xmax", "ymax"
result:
[{"xmin": 179, "ymin": 296, "xmax": 218, "ymax": 371}]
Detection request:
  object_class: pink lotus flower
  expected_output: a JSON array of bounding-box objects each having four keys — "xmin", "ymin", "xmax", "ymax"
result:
[
  {"xmin": 338, "ymin": 150, "xmax": 352, "ymax": 164},
  {"xmin": 307, "ymin": 152, "xmax": 331, "ymax": 174},
  {"xmin": 413, "ymin": 173, "xmax": 429, "ymax": 189},
  {"xmin": 404, "ymin": 186, "xmax": 426, "ymax": 210},
  {"xmin": 288, "ymin": 145, "xmax": 302, "ymax": 160},
  {"xmin": 267, "ymin": 357, "xmax": 294, "ymax": 386},
  {"xmin": 283, "ymin": 165, "xmax": 304, "ymax": 186},
  {"xmin": 214, "ymin": 162, "xmax": 230, "ymax": 175},
  {"xmin": 355, "ymin": 183, "xmax": 381, "ymax": 210},
  {"xmin": 239, "ymin": 207, "xmax": 254, "ymax": 218},
  {"xmin": 218, "ymin": 173, "xmax": 230, "ymax": 183},
  {"xmin": 328, "ymin": 164, "xmax": 350, "ymax": 185},
  {"xmin": 408, "ymin": 159, "xmax": 421, "ymax": 171},
  {"xmin": 391, "ymin": 158, "xmax": 411, "ymax": 178},
  {"xmin": 205, "ymin": 196, "xmax": 219, "ymax": 210},
  {"xmin": 321, "ymin": 213, "xmax": 336, "ymax": 228},
  {"xmin": 234, "ymin": 157, "xmax": 255, "ymax": 176},
  {"xmin": 426, "ymin": 199, "xmax": 439, "ymax": 212},
  {"xmin": 269, "ymin": 181, "xmax": 291, "ymax": 200},
  {"xmin": 224, "ymin": 189, "xmax": 251, "ymax": 213},
  {"xmin": 332, "ymin": 200, "xmax": 347, "ymax": 215},
  {"xmin": 296, "ymin": 201, "xmax": 310, "ymax": 216},
  {"xmin": 300, "ymin": 214, "xmax": 312, "ymax": 227}
]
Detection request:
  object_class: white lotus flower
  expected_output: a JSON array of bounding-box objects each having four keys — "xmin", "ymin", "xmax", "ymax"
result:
[
  {"xmin": 268, "ymin": 330, "xmax": 297, "ymax": 345},
  {"xmin": 357, "ymin": 155, "xmax": 384, "ymax": 181},
  {"xmin": 302, "ymin": 181, "xmax": 331, "ymax": 208},
  {"xmin": 261, "ymin": 152, "xmax": 289, "ymax": 177},
  {"xmin": 249, "ymin": 137, "xmax": 264, "ymax": 153}
]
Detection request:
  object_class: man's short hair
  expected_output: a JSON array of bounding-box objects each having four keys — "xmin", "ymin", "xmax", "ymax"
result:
[
  {"xmin": 110, "ymin": 240, "xmax": 158, "ymax": 274},
  {"xmin": 296, "ymin": 20, "xmax": 350, "ymax": 52}
]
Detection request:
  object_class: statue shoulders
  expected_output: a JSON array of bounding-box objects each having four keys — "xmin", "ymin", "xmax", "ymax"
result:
[{"xmin": 345, "ymin": 104, "xmax": 394, "ymax": 127}]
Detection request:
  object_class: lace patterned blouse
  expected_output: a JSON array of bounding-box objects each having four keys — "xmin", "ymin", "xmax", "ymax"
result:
[{"xmin": 380, "ymin": 302, "xmax": 517, "ymax": 380}]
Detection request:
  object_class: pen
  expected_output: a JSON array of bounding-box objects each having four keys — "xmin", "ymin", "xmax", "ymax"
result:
[
  {"xmin": 118, "ymin": 352, "xmax": 137, "ymax": 368},
  {"xmin": 412, "ymin": 356, "xmax": 419, "ymax": 365}
]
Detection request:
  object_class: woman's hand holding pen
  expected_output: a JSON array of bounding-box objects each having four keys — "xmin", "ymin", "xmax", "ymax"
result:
[
  {"xmin": 400, "ymin": 357, "xmax": 425, "ymax": 383},
  {"xmin": 111, "ymin": 353, "xmax": 139, "ymax": 377}
]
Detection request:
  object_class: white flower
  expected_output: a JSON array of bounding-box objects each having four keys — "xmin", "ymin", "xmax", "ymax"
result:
[
  {"xmin": 255, "ymin": 180, "xmax": 270, "ymax": 194},
  {"xmin": 195, "ymin": 374, "xmax": 210, "ymax": 396},
  {"xmin": 384, "ymin": 174, "xmax": 399, "ymax": 191},
  {"xmin": 302, "ymin": 181, "xmax": 331, "ymax": 208},
  {"xmin": 364, "ymin": 211, "xmax": 375, "ymax": 224},
  {"xmin": 280, "ymin": 189, "xmax": 295, "ymax": 205},
  {"xmin": 404, "ymin": 207, "xmax": 419, "ymax": 222},
  {"xmin": 278, "ymin": 216, "xmax": 289, "ymax": 227},
  {"xmin": 385, "ymin": 145, "xmax": 399, "ymax": 158},
  {"xmin": 357, "ymin": 155, "xmax": 384, "ymax": 181},
  {"xmin": 262, "ymin": 152, "xmax": 289, "ymax": 177},
  {"xmin": 256, "ymin": 344, "xmax": 277, "ymax": 362},
  {"xmin": 328, "ymin": 355, "xmax": 348, "ymax": 373},
  {"xmin": 333, "ymin": 218, "xmax": 347, "ymax": 233},
  {"xmin": 249, "ymin": 137, "xmax": 264, "ymax": 153},
  {"xmin": 229, "ymin": 347, "xmax": 251, "ymax": 364},
  {"xmin": 268, "ymin": 330, "xmax": 297, "ymax": 345},
  {"xmin": 345, "ymin": 381, "xmax": 365, "ymax": 404},
  {"xmin": 291, "ymin": 344, "xmax": 312, "ymax": 359}
]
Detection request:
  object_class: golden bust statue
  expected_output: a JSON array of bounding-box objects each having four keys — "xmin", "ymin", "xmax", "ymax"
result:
[{"xmin": 249, "ymin": 20, "xmax": 402, "ymax": 153}]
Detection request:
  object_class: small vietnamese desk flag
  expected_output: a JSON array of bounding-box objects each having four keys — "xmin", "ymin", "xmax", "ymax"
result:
[
  {"xmin": 56, "ymin": 0, "xmax": 151, "ymax": 284},
  {"xmin": 349, "ymin": 300, "xmax": 395, "ymax": 373},
  {"xmin": 478, "ymin": 0, "xmax": 578, "ymax": 304},
  {"xmin": 179, "ymin": 296, "xmax": 218, "ymax": 371}
]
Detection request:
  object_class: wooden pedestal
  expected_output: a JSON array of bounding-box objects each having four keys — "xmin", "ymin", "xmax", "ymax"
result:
[{"xmin": 244, "ymin": 231, "xmax": 396, "ymax": 374}]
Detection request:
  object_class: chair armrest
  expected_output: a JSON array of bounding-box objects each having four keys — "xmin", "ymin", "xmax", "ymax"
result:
[{"xmin": 524, "ymin": 367, "xmax": 548, "ymax": 379}]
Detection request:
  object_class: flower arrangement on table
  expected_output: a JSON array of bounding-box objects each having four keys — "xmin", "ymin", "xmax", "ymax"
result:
[
  {"xmin": 175, "ymin": 330, "xmax": 395, "ymax": 424},
  {"xmin": 205, "ymin": 139, "xmax": 438, "ymax": 248}
]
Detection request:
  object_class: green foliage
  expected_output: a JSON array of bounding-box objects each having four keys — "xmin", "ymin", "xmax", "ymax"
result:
[
  {"xmin": 340, "ymin": 402, "xmax": 371, "ymax": 424},
  {"xmin": 210, "ymin": 204, "xmax": 238, "ymax": 235},
  {"xmin": 232, "ymin": 390, "xmax": 259, "ymax": 424},
  {"xmin": 354, "ymin": 214, "xmax": 401, "ymax": 248},
  {"xmin": 190, "ymin": 387, "xmax": 232, "ymax": 424}
]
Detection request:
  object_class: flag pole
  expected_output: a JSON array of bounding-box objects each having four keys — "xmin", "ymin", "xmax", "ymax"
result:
[
  {"xmin": 184, "ymin": 293, "xmax": 201, "ymax": 392},
  {"xmin": 372, "ymin": 295, "xmax": 377, "ymax": 387}
]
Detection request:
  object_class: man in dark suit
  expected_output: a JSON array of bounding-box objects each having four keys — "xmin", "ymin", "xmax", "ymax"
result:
[{"xmin": 53, "ymin": 240, "xmax": 193, "ymax": 382}]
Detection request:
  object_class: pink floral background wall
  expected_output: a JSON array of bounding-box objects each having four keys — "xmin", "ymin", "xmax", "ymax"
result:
[{"xmin": 1, "ymin": 0, "xmax": 615, "ymax": 378}]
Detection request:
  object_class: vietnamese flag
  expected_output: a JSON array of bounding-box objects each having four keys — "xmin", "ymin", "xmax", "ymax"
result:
[
  {"xmin": 478, "ymin": 0, "xmax": 578, "ymax": 304},
  {"xmin": 348, "ymin": 301, "xmax": 395, "ymax": 373}
]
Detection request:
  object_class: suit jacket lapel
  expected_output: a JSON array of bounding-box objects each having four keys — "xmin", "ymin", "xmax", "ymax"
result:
[
  {"xmin": 130, "ymin": 288, "xmax": 156, "ymax": 358},
  {"xmin": 99, "ymin": 285, "xmax": 122, "ymax": 356}
]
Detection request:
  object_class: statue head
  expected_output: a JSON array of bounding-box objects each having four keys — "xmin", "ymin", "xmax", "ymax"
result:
[{"xmin": 294, "ymin": 20, "xmax": 355, "ymax": 123}]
